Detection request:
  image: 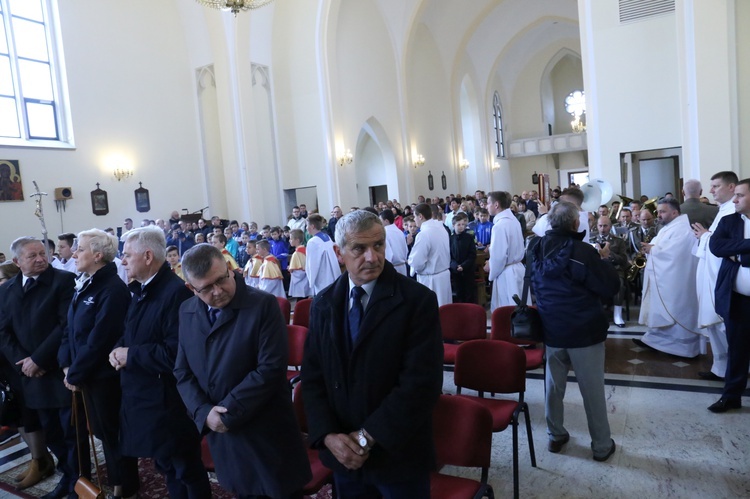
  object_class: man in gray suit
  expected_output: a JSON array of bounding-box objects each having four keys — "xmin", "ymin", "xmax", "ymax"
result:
[{"xmin": 680, "ymin": 179, "xmax": 718, "ymax": 228}]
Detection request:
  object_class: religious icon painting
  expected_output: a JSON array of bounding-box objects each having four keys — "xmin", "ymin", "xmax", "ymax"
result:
[{"xmin": 0, "ymin": 160, "xmax": 24, "ymax": 201}]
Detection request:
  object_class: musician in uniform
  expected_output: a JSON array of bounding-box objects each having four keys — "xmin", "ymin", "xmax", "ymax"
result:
[{"xmin": 592, "ymin": 217, "xmax": 629, "ymax": 327}]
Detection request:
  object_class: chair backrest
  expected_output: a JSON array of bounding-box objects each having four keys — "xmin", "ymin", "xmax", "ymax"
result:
[
  {"xmin": 287, "ymin": 324, "xmax": 308, "ymax": 367},
  {"xmin": 454, "ymin": 339, "xmax": 526, "ymax": 394},
  {"xmin": 433, "ymin": 394, "xmax": 492, "ymax": 468},
  {"xmin": 277, "ymin": 296, "xmax": 291, "ymax": 324},
  {"xmin": 439, "ymin": 303, "xmax": 487, "ymax": 342},
  {"xmin": 292, "ymin": 381, "xmax": 308, "ymax": 433},
  {"xmin": 292, "ymin": 298, "xmax": 313, "ymax": 327},
  {"xmin": 490, "ymin": 305, "xmax": 539, "ymax": 346}
]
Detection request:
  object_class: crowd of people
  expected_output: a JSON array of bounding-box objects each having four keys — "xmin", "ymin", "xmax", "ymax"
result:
[{"xmin": 0, "ymin": 172, "xmax": 747, "ymax": 498}]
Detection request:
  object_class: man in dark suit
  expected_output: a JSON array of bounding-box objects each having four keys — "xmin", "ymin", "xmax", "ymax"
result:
[
  {"xmin": 0, "ymin": 237, "xmax": 86, "ymax": 499},
  {"xmin": 681, "ymin": 179, "xmax": 718, "ymax": 228},
  {"xmin": 109, "ymin": 226, "xmax": 211, "ymax": 497},
  {"xmin": 175, "ymin": 244, "xmax": 310, "ymax": 498},
  {"xmin": 708, "ymin": 178, "xmax": 750, "ymax": 413},
  {"xmin": 302, "ymin": 210, "xmax": 443, "ymax": 498}
]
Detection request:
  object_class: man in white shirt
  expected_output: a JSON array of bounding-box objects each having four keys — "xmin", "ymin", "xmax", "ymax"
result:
[
  {"xmin": 379, "ymin": 210, "xmax": 408, "ymax": 276},
  {"xmin": 483, "ymin": 191, "xmax": 525, "ymax": 309},
  {"xmin": 52, "ymin": 233, "xmax": 77, "ymax": 274},
  {"xmin": 287, "ymin": 206, "xmax": 308, "ymax": 233},
  {"xmin": 533, "ymin": 187, "xmax": 590, "ymax": 243},
  {"xmin": 306, "ymin": 214, "xmax": 341, "ymax": 295},
  {"xmin": 408, "ymin": 204, "xmax": 452, "ymax": 306},
  {"xmin": 692, "ymin": 171, "xmax": 738, "ymax": 380}
]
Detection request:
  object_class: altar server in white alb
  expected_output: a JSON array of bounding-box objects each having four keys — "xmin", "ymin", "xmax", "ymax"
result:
[
  {"xmin": 483, "ymin": 191, "xmax": 526, "ymax": 309},
  {"xmin": 692, "ymin": 171, "xmax": 738, "ymax": 379},
  {"xmin": 408, "ymin": 203, "xmax": 452, "ymax": 307},
  {"xmin": 380, "ymin": 209, "xmax": 409, "ymax": 276},
  {"xmin": 533, "ymin": 187, "xmax": 591, "ymax": 244},
  {"xmin": 637, "ymin": 197, "xmax": 702, "ymax": 358},
  {"xmin": 306, "ymin": 214, "xmax": 341, "ymax": 295}
]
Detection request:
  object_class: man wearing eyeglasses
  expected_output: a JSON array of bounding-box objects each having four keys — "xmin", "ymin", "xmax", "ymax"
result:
[
  {"xmin": 109, "ymin": 226, "xmax": 211, "ymax": 498},
  {"xmin": 174, "ymin": 244, "xmax": 311, "ymax": 498}
]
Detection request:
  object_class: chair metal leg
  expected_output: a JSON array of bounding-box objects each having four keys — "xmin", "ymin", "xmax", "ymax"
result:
[
  {"xmin": 512, "ymin": 417, "xmax": 519, "ymax": 499},
  {"xmin": 523, "ymin": 402, "xmax": 536, "ymax": 467}
]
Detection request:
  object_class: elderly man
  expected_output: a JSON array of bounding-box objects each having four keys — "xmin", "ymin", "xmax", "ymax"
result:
[
  {"xmin": 306, "ymin": 214, "xmax": 342, "ymax": 295},
  {"xmin": 636, "ymin": 198, "xmax": 702, "ymax": 358},
  {"xmin": 591, "ymin": 216, "xmax": 629, "ymax": 327},
  {"xmin": 328, "ymin": 206, "xmax": 343, "ymax": 239},
  {"xmin": 302, "ymin": 210, "xmax": 443, "ymax": 498},
  {"xmin": 110, "ymin": 226, "xmax": 211, "ymax": 498},
  {"xmin": 708, "ymin": 178, "xmax": 750, "ymax": 412},
  {"xmin": 408, "ymin": 203, "xmax": 452, "ymax": 306},
  {"xmin": 0, "ymin": 237, "xmax": 85, "ymax": 499},
  {"xmin": 530, "ymin": 202, "xmax": 619, "ymax": 461},
  {"xmin": 483, "ymin": 191, "xmax": 525, "ymax": 309},
  {"xmin": 692, "ymin": 171, "xmax": 738, "ymax": 381},
  {"xmin": 379, "ymin": 209, "xmax": 409, "ymax": 276},
  {"xmin": 681, "ymin": 179, "xmax": 719, "ymax": 228},
  {"xmin": 175, "ymin": 244, "xmax": 311, "ymax": 497}
]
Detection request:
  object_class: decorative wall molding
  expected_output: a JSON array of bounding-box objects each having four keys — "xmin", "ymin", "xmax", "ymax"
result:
[{"xmin": 507, "ymin": 132, "xmax": 587, "ymax": 158}]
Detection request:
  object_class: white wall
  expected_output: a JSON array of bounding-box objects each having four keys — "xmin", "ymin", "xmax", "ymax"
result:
[
  {"xmin": 1, "ymin": 0, "xmax": 204, "ymax": 252},
  {"xmin": 737, "ymin": 0, "xmax": 750, "ymax": 178}
]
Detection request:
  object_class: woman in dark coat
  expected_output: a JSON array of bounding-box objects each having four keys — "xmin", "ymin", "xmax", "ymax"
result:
[{"xmin": 59, "ymin": 229, "xmax": 139, "ymax": 498}]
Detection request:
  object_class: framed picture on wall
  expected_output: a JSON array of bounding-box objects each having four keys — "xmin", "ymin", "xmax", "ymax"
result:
[
  {"xmin": 135, "ymin": 182, "xmax": 150, "ymax": 212},
  {"xmin": 90, "ymin": 184, "xmax": 109, "ymax": 216},
  {"xmin": 0, "ymin": 160, "xmax": 24, "ymax": 201}
]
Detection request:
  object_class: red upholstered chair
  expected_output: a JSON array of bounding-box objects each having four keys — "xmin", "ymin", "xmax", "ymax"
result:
[
  {"xmin": 287, "ymin": 325, "xmax": 307, "ymax": 385},
  {"xmin": 200, "ymin": 436, "xmax": 214, "ymax": 471},
  {"xmin": 277, "ymin": 296, "xmax": 292, "ymax": 324},
  {"xmin": 455, "ymin": 340, "xmax": 536, "ymax": 499},
  {"xmin": 292, "ymin": 298, "xmax": 312, "ymax": 328},
  {"xmin": 440, "ymin": 303, "xmax": 488, "ymax": 369},
  {"xmin": 292, "ymin": 382, "xmax": 334, "ymax": 495},
  {"xmin": 490, "ymin": 305, "xmax": 545, "ymax": 372},
  {"xmin": 431, "ymin": 395, "xmax": 495, "ymax": 499}
]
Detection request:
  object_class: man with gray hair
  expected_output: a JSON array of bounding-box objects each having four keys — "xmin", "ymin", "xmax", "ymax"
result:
[
  {"xmin": 529, "ymin": 202, "xmax": 619, "ymax": 461},
  {"xmin": 109, "ymin": 226, "xmax": 210, "ymax": 498},
  {"xmin": 302, "ymin": 210, "xmax": 443, "ymax": 497},
  {"xmin": 681, "ymin": 179, "xmax": 718, "ymax": 228},
  {"xmin": 175, "ymin": 244, "xmax": 310, "ymax": 498}
]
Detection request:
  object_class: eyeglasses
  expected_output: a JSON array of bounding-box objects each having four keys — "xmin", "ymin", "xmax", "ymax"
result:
[{"xmin": 192, "ymin": 271, "xmax": 231, "ymax": 295}]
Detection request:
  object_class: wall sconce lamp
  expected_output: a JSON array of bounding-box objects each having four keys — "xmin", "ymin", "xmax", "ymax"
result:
[
  {"xmin": 338, "ymin": 149, "xmax": 353, "ymax": 167},
  {"xmin": 413, "ymin": 154, "xmax": 425, "ymax": 168},
  {"xmin": 458, "ymin": 158, "xmax": 470, "ymax": 171},
  {"xmin": 113, "ymin": 167, "xmax": 134, "ymax": 181},
  {"xmin": 492, "ymin": 161, "xmax": 501, "ymax": 171}
]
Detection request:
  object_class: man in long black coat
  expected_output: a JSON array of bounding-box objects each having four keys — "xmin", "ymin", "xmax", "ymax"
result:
[
  {"xmin": 302, "ymin": 210, "xmax": 443, "ymax": 498},
  {"xmin": 109, "ymin": 227, "xmax": 210, "ymax": 498},
  {"xmin": 175, "ymin": 244, "xmax": 310, "ymax": 498},
  {"xmin": 0, "ymin": 237, "xmax": 86, "ymax": 499}
]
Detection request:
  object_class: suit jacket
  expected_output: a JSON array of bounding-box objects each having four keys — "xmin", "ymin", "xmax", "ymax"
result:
[
  {"xmin": 119, "ymin": 262, "xmax": 201, "ymax": 458},
  {"xmin": 709, "ymin": 212, "xmax": 750, "ymax": 321},
  {"xmin": 681, "ymin": 198, "xmax": 718, "ymax": 228},
  {"xmin": 0, "ymin": 265, "xmax": 74, "ymax": 408},
  {"xmin": 175, "ymin": 275, "xmax": 310, "ymax": 497},
  {"xmin": 301, "ymin": 261, "xmax": 444, "ymax": 483}
]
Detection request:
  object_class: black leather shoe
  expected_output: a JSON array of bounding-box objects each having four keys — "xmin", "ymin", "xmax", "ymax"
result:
[
  {"xmin": 40, "ymin": 481, "xmax": 70, "ymax": 499},
  {"xmin": 593, "ymin": 439, "xmax": 616, "ymax": 462},
  {"xmin": 547, "ymin": 434, "xmax": 569, "ymax": 453},
  {"xmin": 615, "ymin": 322, "xmax": 626, "ymax": 328},
  {"xmin": 708, "ymin": 398, "xmax": 741, "ymax": 413},
  {"xmin": 698, "ymin": 371, "xmax": 724, "ymax": 381}
]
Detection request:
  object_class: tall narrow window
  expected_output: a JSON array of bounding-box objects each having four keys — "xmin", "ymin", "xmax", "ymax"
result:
[
  {"xmin": 0, "ymin": 0, "xmax": 70, "ymax": 146},
  {"xmin": 492, "ymin": 92, "xmax": 505, "ymax": 158}
]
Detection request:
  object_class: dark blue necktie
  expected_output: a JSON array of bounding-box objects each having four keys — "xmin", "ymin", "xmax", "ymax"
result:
[
  {"xmin": 23, "ymin": 278, "xmax": 35, "ymax": 294},
  {"xmin": 208, "ymin": 307, "xmax": 220, "ymax": 326},
  {"xmin": 349, "ymin": 286, "xmax": 366, "ymax": 345}
]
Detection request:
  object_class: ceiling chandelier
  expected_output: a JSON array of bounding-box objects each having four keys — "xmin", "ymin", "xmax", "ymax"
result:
[{"xmin": 196, "ymin": 0, "xmax": 275, "ymax": 15}]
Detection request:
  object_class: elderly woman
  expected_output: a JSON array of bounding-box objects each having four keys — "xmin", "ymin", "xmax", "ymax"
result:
[{"xmin": 58, "ymin": 229, "xmax": 139, "ymax": 499}]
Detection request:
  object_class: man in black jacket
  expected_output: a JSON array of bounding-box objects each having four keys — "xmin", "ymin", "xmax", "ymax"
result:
[
  {"xmin": 449, "ymin": 212, "xmax": 476, "ymax": 303},
  {"xmin": 302, "ymin": 210, "xmax": 443, "ymax": 498},
  {"xmin": 110, "ymin": 226, "xmax": 210, "ymax": 498},
  {"xmin": 530, "ymin": 202, "xmax": 620, "ymax": 462}
]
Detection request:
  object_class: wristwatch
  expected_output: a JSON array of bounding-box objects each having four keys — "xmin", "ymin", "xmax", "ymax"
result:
[{"xmin": 357, "ymin": 428, "xmax": 368, "ymax": 448}]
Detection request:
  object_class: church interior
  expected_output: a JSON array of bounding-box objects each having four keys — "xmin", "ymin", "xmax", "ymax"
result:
[{"xmin": 1, "ymin": 0, "xmax": 749, "ymax": 497}]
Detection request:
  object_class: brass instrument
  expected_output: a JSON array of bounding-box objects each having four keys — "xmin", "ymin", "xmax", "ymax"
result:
[
  {"xmin": 613, "ymin": 195, "xmax": 634, "ymax": 222},
  {"xmin": 625, "ymin": 229, "xmax": 654, "ymax": 282}
]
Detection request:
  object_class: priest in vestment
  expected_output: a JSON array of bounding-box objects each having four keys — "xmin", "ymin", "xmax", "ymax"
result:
[
  {"xmin": 408, "ymin": 203, "xmax": 452, "ymax": 307},
  {"xmin": 639, "ymin": 198, "xmax": 702, "ymax": 358},
  {"xmin": 484, "ymin": 191, "xmax": 526, "ymax": 310},
  {"xmin": 693, "ymin": 171, "xmax": 738, "ymax": 378}
]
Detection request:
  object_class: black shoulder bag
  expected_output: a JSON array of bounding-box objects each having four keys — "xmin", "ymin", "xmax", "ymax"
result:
[{"xmin": 510, "ymin": 246, "xmax": 544, "ymax": 342}]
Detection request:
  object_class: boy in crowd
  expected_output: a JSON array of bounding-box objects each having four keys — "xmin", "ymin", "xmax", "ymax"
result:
[
  {"xmin": 473, "ymin": 207, "xmax": 493, "ymax": 250},
  {"xmin": 449, "ymin": 213, "xmax": 477, "ymax": 303},
  {"xmin": 166, "ymin": 245, "xmax": 185, "ymax": 280},
  {"xmin": 212, "ymin": 234, "xmax": 240, "ymax": 272},
  {"xmin": 287, "ymin": 229, "xmax": 311, "ymax": 298},
  {"xmin": 257, "ymin": 240, "xmax": 285, "ymax": 298},
  {"xmin": 242, "ymin": 240, "xmax": 262, "ymax": 288}
]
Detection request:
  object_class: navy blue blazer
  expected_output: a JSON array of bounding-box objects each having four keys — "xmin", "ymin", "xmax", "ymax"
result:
[{"xmin": 709, "ymin": 212, "xmax": 750, "ymax": 321}]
